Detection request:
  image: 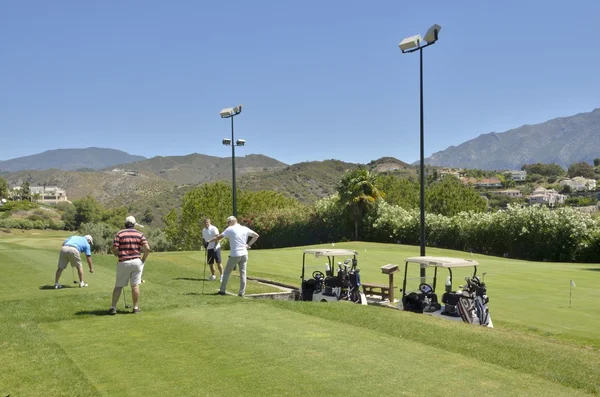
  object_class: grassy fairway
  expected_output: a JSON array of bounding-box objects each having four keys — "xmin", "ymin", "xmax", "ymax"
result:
[{"xmin": 1, "ymin": 229, "xmax": 599, "ymax": 396}]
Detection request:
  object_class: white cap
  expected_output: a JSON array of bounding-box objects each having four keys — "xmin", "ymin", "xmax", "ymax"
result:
[
  {"xmin": 84, "ymin": 235, "xmax": 93, "ymax": 244},
  {"xmin": 125, "ymin": 216, "xmax": 144, "ymax": 228},
  {"xmin": 226, "ymin": 216, "xmax": 237, "ymax": 223}
]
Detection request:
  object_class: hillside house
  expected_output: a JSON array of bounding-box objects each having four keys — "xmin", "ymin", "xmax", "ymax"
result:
[
  {"xmin": 559, "ymin": 177, "xmax": 597, "ymax": 191},
  {"xmin": 508, "ymin": 170, "xmax": 527, "ymax": 181},
  {"xmin": 461, "ymin": 177, "xmax": 502, "ymax": 188},
  {"xmin": 494, "ymin": 189, "xmax": 523, "ymax": 198},
  {"xmin": 12, "ymin": 186, "xmax": 68, "ymax": 204},
  {"xmin": 528, "ymin": 187, "xmax": 566, "ymax": 207},
  {"xmin": 438, "ymin": 169, "xmax": 461, "ymax": 179}
]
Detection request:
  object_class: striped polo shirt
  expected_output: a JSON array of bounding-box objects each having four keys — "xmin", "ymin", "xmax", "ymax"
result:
[{"xmin": 113, "ymin": 228, "xmax": 148, "ymax": 262}]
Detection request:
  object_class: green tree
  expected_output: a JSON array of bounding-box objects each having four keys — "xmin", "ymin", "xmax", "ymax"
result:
[
  {"xmin": 375, "ymin": 175, "xmax": 419, "ymax": 209},
  {"xmin": 0, "ymin": 177, "xmax": 8, "ymax": 199},
  {"xmin": 426, "ymin": 176, "xmax": 487, "ymax": 216},
  {"xmin": 21, "ymin": 181, "xmax": 31, "ymax": 201},
  {"xmin": 73, "ymin": 196, "xmax": 102, "ymax": 228},
  {"xmin": 101, "ymin": 206, "xmax": 128, "ymax": 229},
  {"xmin": 163, "ymin": 208, "xmax": 184, "ymax": 251},
  {"xmin": 337, "ymin": 167, "xmax": 383, "ymax": 240},
  {"xmin": 594, "ymin": 158, "xmax": 600, "ymax": 167},
  {"xmin": 142, "ymin": 208, "xmax": 154, "ymax": 225},
  {"xmin": 499, "ymin": 173, "xmax": 516, "ymax": 188},
  {"xmin": 568, "ymin": 161, "xmax": 595, "ymax": 179},
  {"xmin": 522, "ymin": 163, "xmax": 565, "ymax": 177}
]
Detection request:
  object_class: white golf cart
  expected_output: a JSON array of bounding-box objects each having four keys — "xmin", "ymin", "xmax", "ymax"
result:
[
  {"xmin": 299, "ymin": 249, "xmax": 367, "ymax": 305},
  {"xmin": 398, "ymin": 256, "xmax": 493, "ymax": 328}
]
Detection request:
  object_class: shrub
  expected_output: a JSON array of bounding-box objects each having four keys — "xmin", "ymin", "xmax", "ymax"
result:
[{"xmin": 79, "ymin": 222, "xmax": 119, "ymax": 254}]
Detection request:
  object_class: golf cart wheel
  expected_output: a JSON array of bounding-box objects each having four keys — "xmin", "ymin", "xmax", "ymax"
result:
[{"xmin": 320, "ymin": 299, "xmax": 328, "ymax": 302}]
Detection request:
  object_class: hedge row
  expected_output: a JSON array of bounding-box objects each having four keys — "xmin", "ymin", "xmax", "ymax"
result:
[
  {"xmin": 0, "ymin": 218, "xmax": 66, "ymax": 230},
  {"xmin": 245, "ymin": 198, "xmax": 600, "ymax": 263}
]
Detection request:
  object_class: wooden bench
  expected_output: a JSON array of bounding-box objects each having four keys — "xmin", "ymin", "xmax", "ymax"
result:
[{"xmin": 361, "ymin": 282, "xmax": 392, "ymax": 301}]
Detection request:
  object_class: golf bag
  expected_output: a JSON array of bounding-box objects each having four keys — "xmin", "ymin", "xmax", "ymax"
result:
[{"xmin": 457, "ymin": 276, "xmax": 491, "ymax": 327}]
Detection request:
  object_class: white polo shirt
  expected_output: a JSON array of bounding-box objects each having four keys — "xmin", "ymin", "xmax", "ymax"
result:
[
  {"xmin": 221, "ymin": 224, "xmax": 255, "ymax": 256},
  {"xmin": 202, "ymin": 225, "xmax": 221, "ymax": 250}
]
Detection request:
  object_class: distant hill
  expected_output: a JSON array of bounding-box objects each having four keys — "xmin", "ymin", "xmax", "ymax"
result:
[
  {"xmin": 0, "ymin": 148, "xmax": 146, "ymax": 172},
  {"xmin": 423, "ymin": 108, "xmax": 600, "ymax": 170},
  {"xmin": 107, "ymin": 153, "xmax": 288, "ymax": 185},
  {"xmin": 2, "ymin": 154, "xmax": 414, "ymax": 227},
  {"xmin": 238, "ymin": 159, "xmax": 360, "ymax": 203}
]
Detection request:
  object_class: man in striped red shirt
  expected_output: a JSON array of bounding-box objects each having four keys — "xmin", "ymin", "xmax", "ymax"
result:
[{"xmin": 108, "ymin": 216, "xmax": 150, "ymax": 315}]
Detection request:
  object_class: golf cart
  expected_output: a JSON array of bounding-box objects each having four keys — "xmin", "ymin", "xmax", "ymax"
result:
[
  {"xmin": 299, "ymin": 249, "xmax": 367, "ymax": 305},
  {"xmin": 398, "ymin": 256, "xmax": 493, "ymax": 328}
]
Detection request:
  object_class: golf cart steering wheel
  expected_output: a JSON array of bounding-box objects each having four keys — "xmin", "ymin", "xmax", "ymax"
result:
[
  {"xmin": 419, "ymin": 283, "xmax": 433, "ymax": 294},
  {"xmin": 312, "ymin": 271, "xmax": 325, "ymax": 280}
]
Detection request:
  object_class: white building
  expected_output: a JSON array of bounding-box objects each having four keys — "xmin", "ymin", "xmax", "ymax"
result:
[
  {"xmin": 11, "ymin": 186, "xmax": 68, "ymax": 204},
  {"xmin": 559, "ymin": 177, "xmax": 597, "ymax": 191},
  {"xmin": 495, "ymin": 189, "xmax": 523, "ymax": 198},
  {"xmin": 528, "ymin": 187, "xmax": 566, "ymax": 207},
  {"xmin": 508, "ymin": 170, "xmax": 527, "ymax": 181}
]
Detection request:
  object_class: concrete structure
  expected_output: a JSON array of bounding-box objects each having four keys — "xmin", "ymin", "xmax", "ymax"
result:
[
  {"xmin": 495, "ymin": 189, "xmax": 523, "ymax": 198},
  {"xmin": 508, "ymin": 170, "xmax": 527, "ymax": 181},
  {"xmin": 11, "ymin": 186, "xmax": 68, "ymax": 204},
  {"xmin": 461, "ymin": 177, "xmax": 503, "ymax": 188},
  {"xmin": 528, "ymin": 187, "xmax": 566, "ymax": 207},
  {"xmin": 559, "ymin": 177, "xmax": 597, "ymax": 191}
]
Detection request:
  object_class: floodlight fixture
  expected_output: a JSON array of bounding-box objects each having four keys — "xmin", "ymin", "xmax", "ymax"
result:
[
  {"xmin": 222, "ymin": 138, "xmax": 232, "ymax": 145},
  {"xmin": 219, "ymin": 104, "xmax": 243, "ymax": 118},
  {"xmin": 236, "ymin": 139, "xmax": 245, "ymax": 146},
  {"xmin": 398, "ymin": 34, "xmax": 422, "ymax": 53},
  {"xmin": 423, "ymin": 24, "xmax": 441, "ymax": 44}
]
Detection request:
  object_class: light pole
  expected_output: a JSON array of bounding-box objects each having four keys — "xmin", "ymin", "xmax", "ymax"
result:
[
  {"xmin": 220, "ymin": 105, "xmax": 245, "ymax": 217},
  {"xmin": 399, "ymin": 24, "xmax": 441, "ymax": 270}
]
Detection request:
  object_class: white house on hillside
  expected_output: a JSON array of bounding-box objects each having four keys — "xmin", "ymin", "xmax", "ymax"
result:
[
  {"xmin": 11, "ymin": 186, "xmax": 68, "ymax": 204},
  {"xmin": 528, "ymin": 187, "xmax": 566, "ymax": 207},
  {"xmin": 495, "ymin": 189, "xmax": 523, "ymax": 198},
  {"xmin": 508, "ymin": 170, "xmax": 527, "ymax": 181},
  {"xmin": 559, "ymin": 177, "xmax": 597, "ymax": 191}
]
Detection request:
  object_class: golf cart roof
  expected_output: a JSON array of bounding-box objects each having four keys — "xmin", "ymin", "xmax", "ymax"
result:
[
  {"xmin": 405, "ymin": 256, "xmax": 479, "ymax": 268},
  {"xmin": 303, "ymin": 249, "xmax": 358, "ymax": 257}
]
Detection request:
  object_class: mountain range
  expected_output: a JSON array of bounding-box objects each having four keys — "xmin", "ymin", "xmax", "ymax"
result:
[
  {"xmin": 424, "ymin": 108, "xmax": 600, "ymax": 170},
  {"xmin": 0, "ymin": 148, "xmax": 146, "ymax": 172}
]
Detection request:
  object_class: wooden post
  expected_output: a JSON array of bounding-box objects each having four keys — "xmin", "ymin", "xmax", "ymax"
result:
[{"xmin": 380, "ymin": 264, "xmax": 399, "ymax": 302}]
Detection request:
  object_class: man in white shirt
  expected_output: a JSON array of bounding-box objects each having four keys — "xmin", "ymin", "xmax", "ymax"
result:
[
  {"xmin": 202, "ymin": 218, "xmax": 223, "ymax": 281},
  {"xmin": 208, "ymin": 216, "xmax": 259, "ymax": 297}
]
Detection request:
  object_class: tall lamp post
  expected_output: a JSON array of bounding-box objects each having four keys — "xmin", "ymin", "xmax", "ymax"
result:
[
  {"xmin": 220, "ymin": 105, "xmax": 245, "ymax": 217},
  {"xmin": 399, "ymin": 24, "xmax": 441, "ymax": 274}
]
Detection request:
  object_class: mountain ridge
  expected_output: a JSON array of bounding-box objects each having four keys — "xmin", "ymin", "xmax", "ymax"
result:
[
  {"xmin": 0, "ymin": 147, "xmax": 146, "ymax": 172},
  {"xmin": 423, "ymin": 108, "xmax": 600, "ymax": 170}
]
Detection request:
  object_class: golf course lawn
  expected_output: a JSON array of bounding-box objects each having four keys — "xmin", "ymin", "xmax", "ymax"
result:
[{"xmin": 1, "ymin": 229, "xmax": 599, "ymax": 396}]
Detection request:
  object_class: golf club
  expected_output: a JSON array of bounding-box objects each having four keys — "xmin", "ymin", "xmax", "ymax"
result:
[
  {"xmin": 202, "ymin": 248, "xmax": 208, "ymax": 294},
  {"xmin": 72, "ymin": 267, "xmax": 78, "ymax": 284},
  {"xmin": 123, "ymin": 287, "xmax": 132, "ymax": 309}
]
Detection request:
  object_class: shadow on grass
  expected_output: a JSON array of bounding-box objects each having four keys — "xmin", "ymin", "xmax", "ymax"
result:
[
  {"xmin": 183, "ymin": 292, "xmax": 223, "ymax": 296},
  {"xmin": 39, "ymin": 285, "xmax": 76, "ymax": 290},
  {"xmin": 581, "ymin": 268, "xmax": 600, "ymax": 272},
  {"xmin": 173, "ymin": 277, "xmax": 206, "ymax": 282},
  {"xmin": 75, "ymin": 309, "xmax": 135, "ymax": 316}
]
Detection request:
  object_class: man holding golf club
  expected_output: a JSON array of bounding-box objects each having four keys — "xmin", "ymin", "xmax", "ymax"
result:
[
  {"xmin": 108, "ymin": 216, "xmax": 150, "ymax": 315},
  {"xmin": 208, "ymin": 216, "xmax": 259, "ymax": 297},
  {"xmin": 202, "ymin": 217, "xmax": 223, "ymax": 282},
  {"xmin": 54, "ymin": 235, "xmax": 94, "ymax": 289}
]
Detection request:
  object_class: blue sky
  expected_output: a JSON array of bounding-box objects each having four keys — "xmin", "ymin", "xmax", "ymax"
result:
[{"xmin": 1, "ymin": 0, "xmax": 599, "ymax": 165}]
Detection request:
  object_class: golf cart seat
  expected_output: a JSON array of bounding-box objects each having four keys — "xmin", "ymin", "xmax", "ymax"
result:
[{"xmin": 441, "ymin": 292, "xmax": 461, "ymax": 316}]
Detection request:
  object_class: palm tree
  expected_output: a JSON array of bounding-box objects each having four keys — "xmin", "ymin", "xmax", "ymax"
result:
[{"xmin": 337, "ymin": 167, "xmax": 384, "ymax": 240}]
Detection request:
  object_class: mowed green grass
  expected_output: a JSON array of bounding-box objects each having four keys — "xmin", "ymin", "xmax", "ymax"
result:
[{"xmin": 1, "ymin": 229, "xmax": 600, "ymax": 396}]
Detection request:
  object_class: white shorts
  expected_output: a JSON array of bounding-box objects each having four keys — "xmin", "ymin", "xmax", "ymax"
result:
[
  {"xmin": 57, "ymin": 246, "xmax": 82, "ymax": 269},
  {"xmin": 115, "ymin": 258, "xmax": 144, "ymax": 287}
]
